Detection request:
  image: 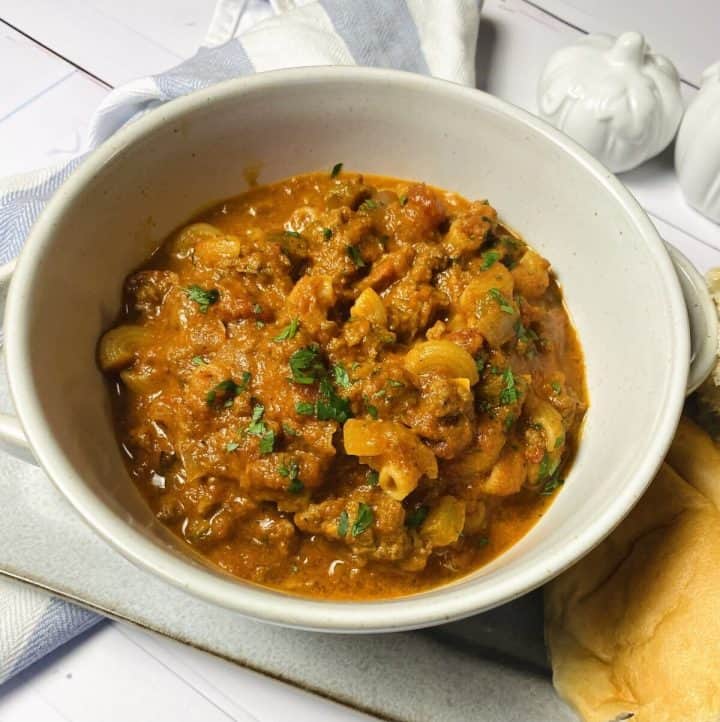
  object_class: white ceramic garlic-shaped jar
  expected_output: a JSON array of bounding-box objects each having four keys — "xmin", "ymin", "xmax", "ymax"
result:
[
  {"xmin": 538, "ymin": 32, "xmax": 683, "ymax": 173},
  {"xmin": 676, "ymin": 62, "xmax": 720, "ymax": 223}
]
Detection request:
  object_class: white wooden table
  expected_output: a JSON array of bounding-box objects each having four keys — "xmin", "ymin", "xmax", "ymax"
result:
[{"xmin": 0, "ymin": 1, "xmax": 717, "ymax": 719}]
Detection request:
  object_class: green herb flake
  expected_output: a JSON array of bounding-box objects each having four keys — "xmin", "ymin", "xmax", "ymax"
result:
[
  {"xmin": 351, "ymin": 502, "xmax": 374, "ymax": 537},
  {"xmin": 365, "ymin": 400, "xmax": 378, "ymax": 419},
  {"xmin": 551, "ymin": 381, "xmax": 562, "ymax": 394},
  {"xmin": 358, "ymin": 198, "xmax": 379, "ymax": 212},
  {"xmin": 366, "ymin": 470, "xmax": 379, "ymax": 486},
  {"xmin": 538, "ymin": 453, "xmax": 552, "ymax": 481},
  {"xmin": 249, "ymin": 404, "xmax": 264, "ymax": 426},
  {"xmin": 555, "ymin": 434, "xmax": 565, "ymax": 449},
  {"xmin": 387, "ymin": 379, "xmax": 404, "ymax": 388},
  {"xmin": 540, "ymin": 469, "xmax": 564, "ymax": 496},
  {"xmin": 316, "ymin": 378, "xmax": 353, "ymax": 424},
  {"xmin": 282, "ymin": 423, "xmax": 299, "ymax": 437},
  {"xmin": 322, "ymin": 227, "xmax": 333, "ymax": 240},
  {"xmin": 286, "ymin": 468, "xmax": 303, "ymax": 492},
  {"xmin": 332, "ymin": 363, "xmax": 351, "ymax": 389},
  {"xmin": 279, "ymin": 459, "xmax": 304, "ymax": 493},
  {"xmin": 331, "ymin": 162, "xmax": 343, "ymax": 178},
  {"xmin": 244, "ymin": 404, "xmax": 275, "ymax": 453},
  {"xmin": 191, "ymin": 355, "xmax": 208, "ymax": 366},
  {"xmin": 499, "ymin": 368, "xmax": 519, "ymax": 405},
  {"xmin": 488, "ymin": 288, "xmax": 514, "ymax": 314},
  {"xmin": 346, "ymin": 245, "xmax": 366, "ymax": 268},
  {"xmin": 252, "ymin": 303, "xmax": 263, "ymax": 315},
  {"xmin": 275, "ymin": 317, "xmax": 300, "ymax": 342},
  {"xmin": 475, "ymin": 536, "xmax": 490, "ymax": 548},
  {"xmin": 226, "ymin": 441, "xmax": 240, "ymax": 453},
  {"xmin": 258, "ymin": 430, "xmax": 275, "ymax": 454},
  {"xmin": 503, "ymin": 413, "xmax": 517, "ymax": 432},
  {"xmin": 405, "ymin": 505, "xmax": 429, "ymax": 529},
  {"xmin": 337, "ymin": 510, "xmax": 349, "ymax": 537},
  {"xmin": 481, "ymin": 251, "xmax": 500, "ymax": 270},
  {"xmin": 185, "ymin": 285, "xmax": 220, "ymax": 314},
  {"xmin": 515, "ymin": 320, "xmax": 538, "ymax": 343},
  {"xmin": 295, "ymin": 401, "xmax": 315, "ymax": 416},
  {"xmin": 284, "ymin": 230, "xmax": 301, "ymax": 238},
  {"xmin": 289, "ymin": 344, "xmax": 325, "ymax": 384},
  {"xmin": 399, "ymin": 194, "xmax": 408, "ymax": 206},
  {"xmin": 206, "ymin": 377, "xmax": 248, "ymax": 408}
]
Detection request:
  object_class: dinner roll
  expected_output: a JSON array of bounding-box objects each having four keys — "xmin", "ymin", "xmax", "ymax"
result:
[{"xmin": 545, "ymin": 418, "xmax": 720, "ymax": 722}]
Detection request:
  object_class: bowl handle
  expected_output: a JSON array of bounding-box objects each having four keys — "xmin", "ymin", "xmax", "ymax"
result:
[
  {"xmin": 666, "ymin": 244, "xmax": 718, "ymax": 394},
  {"xmin": 0, "ymin": 247, "xmax": 714, "ymax": 466},
  {"xmin": 0, "ymin": 259, "xmax": 36, "ymax": 465}
]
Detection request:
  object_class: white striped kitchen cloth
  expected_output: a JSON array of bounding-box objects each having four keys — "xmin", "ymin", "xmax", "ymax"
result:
[{"xmin": 0, "ymin": 0, "xmax": 482, "ymax": 683}]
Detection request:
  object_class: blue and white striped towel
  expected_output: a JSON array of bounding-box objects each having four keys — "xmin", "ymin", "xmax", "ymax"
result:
[{"xmin": 0, "ymin": 0, "xmax": 481, "ymax": 683}]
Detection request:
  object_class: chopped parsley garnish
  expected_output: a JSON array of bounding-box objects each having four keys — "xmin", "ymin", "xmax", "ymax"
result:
[
  {"xmin": 331, "ymin": 162, "xmax": 343, "ymax": 178},
  {"xmin": 503, "ymin": 413, "xmax": 517, "ymax": 432},
  {"xmin": 365, "ymin": 400, "xmax": 378, "ymax": 419},
  {"xmin": 258, "ymin": 431, "xmax": 275, "ymax": 454},
  {"xmin": 488, "ymin": 288, "xmax": 514, "ymax": 314},
  {"xmin": 481, "ymin": 251, "xmax": 500, "ymax": 269},
  {"xmin": 226, "ymin": 441, "xmax": 240, "ymax": 453},
  {"xmin": 337, "ymin": 510, "xmax": 349, "ymax": 537},
  {"xmin": 282, "ymin": 423, "xmax": 299, "ymax": 436},
  {"xmin": 295, "ymin": 401, "xmax": 315, "ymax": 416},
  {"xmin": 322, "ymin": 227, "xmax": 333, "ymax": 240},
  {"xmin": 351, "ymin": 503, "xmax": 374, "ymax": 537},
  {"xmin": 185, "ymin": 285, "xmax": 220, "ymax": 313},
  {"xmin": 206, "ymin": 376, "xmax": 249, "ymax": 408},
  {"xmin": 399, "ymin": 194, "xmax": 408, "ymax": 206},
  {"xmin": 316, "ymin": 378, "xmax": 353, "ymax": 423},
  {"xmin": 358, "ymin": 198, "xmax": 379, "ymax": 212},
  {"xmin": 538, "ymin": 453, "xmax": 553, "ymax": 481},
  {"xmin": 191, "ymin": 355, "xmax": 208, "ymax": 366},
  {"xmin": 284, "ymin": 229, "xmax": 301, "ymax": 238},
  {"xmin": 346, "ymin": 245, "xmax": 366, "ymax": 268},
  {"xmin": 288, "ymin": 350, "xmax": 353, "ymax": 422},
  {"xmin": 405, "ymin": 505, "xmax": 429, "ymax": 528},
  {"xmin": 275, "ymin": 318, "xmax": 300, "ymax": 342},
  {"xmin": 246, "ymin": 404, "xmax": 275, "ymax": 454},
  {"xmin": 551, "ymin": 381, "xmax": 562, "ymax": 394},
  {"xmin": 247, "ymin": 404, "xmax": 265, "ymax": 432},
  {"xmin": 289, "ymin": 344, "xmax": 325, "ymax": 384},
  {"xmin": 252, "ymin": 303, "xmax": 263, "ymax": 314},
  {"xmin": 540, "ymin": 468, "xmax": 564, "ymax": 496},
  {"xmin": 515, "ymin": 320, "xmax": 539, "ymax": 344},
  {"xmin": 366, "ymin": 470, "xmax": 379, "ymax": 486},
  {"xmin": 499, "ymin": 368, "xmax": 519, "ymax": 405},
  {"xmin": 474, "ymin": 354, "xmax": 487, "ymax": 373},
  {"xmin": 475, "ymin": 536, "xmax": 490, "ymax": 547},
  {"xmin": 332, "ymin": 363, "xmax": 351, "ymax": 388},
  {"xmin": 279, "ymin": 459, "xmax": 303, "ymax": 493}
]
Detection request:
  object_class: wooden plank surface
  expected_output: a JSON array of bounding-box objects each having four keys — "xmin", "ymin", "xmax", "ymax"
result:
[{"xmin": 0, "ymin": 1, "xmax": 716, "ymax": 720}]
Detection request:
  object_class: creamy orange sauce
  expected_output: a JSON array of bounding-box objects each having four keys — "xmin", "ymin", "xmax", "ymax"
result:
[{"xmin": 99, "ymin": 171, "xmax": 586, "ymax": 600}]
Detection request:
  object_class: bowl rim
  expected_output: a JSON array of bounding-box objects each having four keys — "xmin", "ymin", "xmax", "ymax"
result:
[{"xmin": 5, "ymin": 65, "xmax": 689, "ymax": 632}]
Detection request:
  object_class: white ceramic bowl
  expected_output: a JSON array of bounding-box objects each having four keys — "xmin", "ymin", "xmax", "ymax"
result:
[{"xmin": 0, "ymin": 67, "xmax": 706, "ymax": 632}]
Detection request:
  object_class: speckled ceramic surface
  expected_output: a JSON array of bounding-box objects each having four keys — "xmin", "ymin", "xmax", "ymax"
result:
[{"xmin": 0, "ymin": 362, "xmax": 576, "ymax": 721}]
